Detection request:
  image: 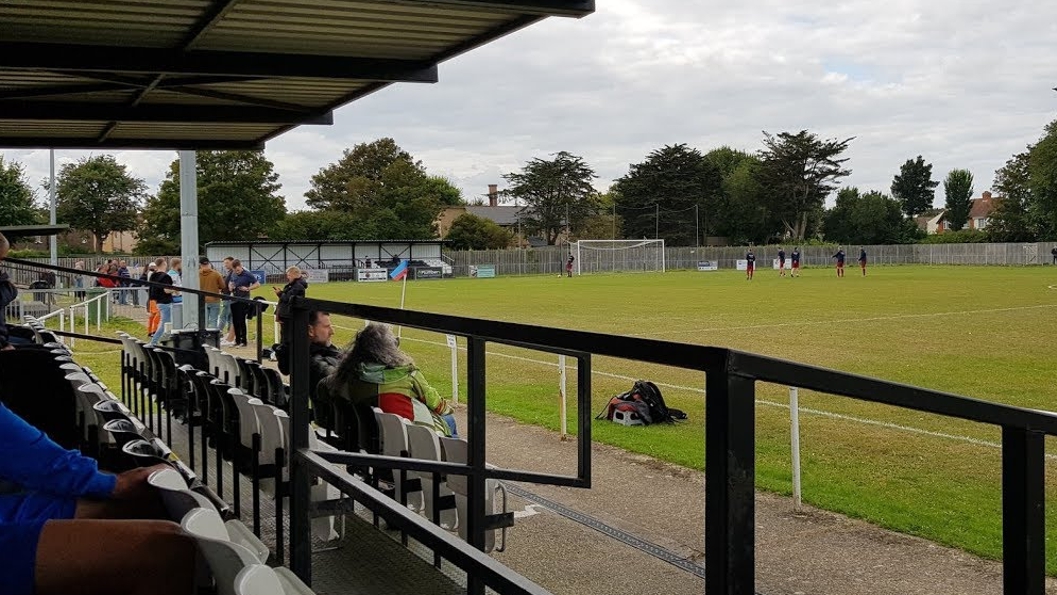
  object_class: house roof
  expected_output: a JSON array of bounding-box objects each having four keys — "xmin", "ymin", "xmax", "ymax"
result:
[
  {"xmin": 0, "ymin": 1, "xmax": 593, "ymax": 150},
  {"xmin": 464, "ymin": 205, "xmax": 525, "ymax": 226},
  {"xmin": 969, "ymin": 195, "xmax": 1000, "ymax": 220}
]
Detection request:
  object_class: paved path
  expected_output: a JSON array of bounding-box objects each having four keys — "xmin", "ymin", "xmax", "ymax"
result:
[{"xmin": 468, "ymin": 412, "xmax": 1056, "ymax": 595}]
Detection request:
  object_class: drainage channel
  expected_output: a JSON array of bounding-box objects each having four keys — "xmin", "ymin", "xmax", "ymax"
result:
[{"xmin": 502, "ymin": 483, "xmax": 708, "ymax": 580}]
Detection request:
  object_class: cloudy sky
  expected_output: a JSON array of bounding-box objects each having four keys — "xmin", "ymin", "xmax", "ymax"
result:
[{"xmin": 3, "ymin": 0, "xmax": 1055, "ymax": 212}]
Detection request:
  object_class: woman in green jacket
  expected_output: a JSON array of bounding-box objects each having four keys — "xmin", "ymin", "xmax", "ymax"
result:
[{"xmin": 332, "ymin": 323, "xmax": 456, "ymax": 436}]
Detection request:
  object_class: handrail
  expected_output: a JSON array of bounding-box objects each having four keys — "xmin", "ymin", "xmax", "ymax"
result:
[{"xmin": 285, "ymin": 294, "xmax": 1054, "ymax": 595}]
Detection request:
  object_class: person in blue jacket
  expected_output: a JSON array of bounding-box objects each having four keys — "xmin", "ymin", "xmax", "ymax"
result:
[{"xmin": 0, "ymin": 401, "xmax": 194, "ymax": 595}]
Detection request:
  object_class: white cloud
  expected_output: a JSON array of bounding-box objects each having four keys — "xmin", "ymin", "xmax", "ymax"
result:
[{"xmin": 3, "ymin": 0, "xmax": 1055, "ymax": 212}]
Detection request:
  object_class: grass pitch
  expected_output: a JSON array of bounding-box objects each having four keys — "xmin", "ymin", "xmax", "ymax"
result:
[{"xmin": 80, "ymin": 265, "xmax": 1057, "ymax": 569}]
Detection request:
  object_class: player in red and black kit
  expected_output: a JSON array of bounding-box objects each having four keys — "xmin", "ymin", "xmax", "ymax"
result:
[
  {"xmin": 777, "ymin": 247, "xmax": 786, "ymax": 277},
  {"xmin": 791, "ymin": 247, "xmax": 801, "ymax": 277},
  {"xmin": 858, "ymin": 248, "xmax": 867, "ymax": 276},
  {"xmin": 833, "ymin": 247, "xmax": 846, "ymax": 277},
  {"xmin": 745, "ymin": 249, "xmax": 756, "ymax": 280}
]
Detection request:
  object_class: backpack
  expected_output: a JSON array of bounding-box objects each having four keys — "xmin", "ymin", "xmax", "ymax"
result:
[{"xmin": 596, "ymin": 380, "xmax": 687, "ymax": 425}]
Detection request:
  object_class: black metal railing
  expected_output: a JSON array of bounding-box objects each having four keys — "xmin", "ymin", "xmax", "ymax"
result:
[{"xmin": 283, "ymin": 296, "xmax": 1055, "ymax": 595}]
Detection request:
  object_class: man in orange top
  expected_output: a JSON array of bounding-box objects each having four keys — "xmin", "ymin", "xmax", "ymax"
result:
[{"xmin": 198, "ymin": 257, "xmax": 226, "ymax": 330}]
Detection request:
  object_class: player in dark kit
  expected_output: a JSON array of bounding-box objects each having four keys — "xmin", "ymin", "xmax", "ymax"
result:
[
  {"xmin": 858, "ymin": 248, "xmax": 867, "ymax": 276},
  {"xmin": 565, "ymin": 254, "xmax": 574, "ymax": 277},
  {"xmin": 777, "ymin": 247, "xmax": 786, "ymax": 277},
  {"xmin": 833, "ymin": 247, "xmax": 846, "ymax": 277},
  {"xmin": 791, "ymin": 247, "xmax": 801, "ymax": 277},
  {"xmin": 745, "ymin": 249, "xmax": 756, "ymax": 280}
]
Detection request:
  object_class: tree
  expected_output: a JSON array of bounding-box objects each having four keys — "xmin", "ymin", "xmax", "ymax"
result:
[
  {"xmin": 942, "ymin": 169, "xmax": 974, "ymax": 231},
  {"xmin": 612, "ymin": 144, "xmax": 722, "ymax": 246},
  {"xmin": 56, "ymin": 155, "xmax": 145, "ymax": 253},
  {"xmin": 504, "ymin": 151, "xmax": 598, "ymax": 245},
  {"xmin": 0, "ymin": 156, "xmax": 40, "ymax": 227},
  {"xmin": 139, "ymin": 151, "xmax": 285, "ymax": 249},
  {"xmin": 270, "ymin": 211, "xmax": 361, "ymax": 241},
  {"xmin": 703, "ymin": 147, "xmax": 775, "ymax": 243},
  {"xmin": 756, "ymin": 130, "xmax": 853, "ymax": 241},
  {"xmin": 444, "ymin": 213, "xmax": 512, "ymax": 250},
  {"xmin": 989, "ymin": 151, "xmax": 1034, "ymax": 241},
  {"xmin": 1028, "ymin": 120, "xmax": 1057, "ymax": 239},
  {"xmin": 304, "ymin": 138, "xmax": 460, "ymax": 240},
  {"xmin": 823, "ymin": 187, "xmax": 922, "ymax": 244},
  {"xmin": 890, "ymin": 156, "xmax": 940, "ymax": 218}
]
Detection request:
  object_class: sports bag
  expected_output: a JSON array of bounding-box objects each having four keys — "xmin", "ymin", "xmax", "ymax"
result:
[{"xmin": 596, "ymin": 380, "xmax": 687, "ymax": 425}]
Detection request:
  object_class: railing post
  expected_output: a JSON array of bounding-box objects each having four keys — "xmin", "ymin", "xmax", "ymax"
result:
[
  {"xmin": 289, "ymin": 304, "xmax": 313, "ymax": 584},
  {"xmin": 704, "ymin": 364, "xmax": 756, "ymax": 595},
  {"xmin": 466, "ymin": 336, "xmax": 487, "ymax": 595},
  {"xmin": 1001, "ymin": 426, "xmax": 1045, "ymax": 595}
]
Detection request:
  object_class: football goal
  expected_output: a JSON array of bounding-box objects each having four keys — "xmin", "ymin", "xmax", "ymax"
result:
[{"xmin": 573, "ymin": 239, "xmax": 666, "ymax": 275}]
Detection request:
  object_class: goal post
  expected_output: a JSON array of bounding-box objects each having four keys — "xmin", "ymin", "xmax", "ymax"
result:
[{"xmin": 573, "ymin": 239, "xmax": 666, "ymax": 275}]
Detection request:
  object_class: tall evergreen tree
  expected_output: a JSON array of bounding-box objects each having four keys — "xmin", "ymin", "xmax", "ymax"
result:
[
  {"xmin": 613, "ymin": 144, "xmax": 722, "ymax": 246},
  {"xmin": 503, "ymin": 151, "xmax": 598, "ymax": 245},
  {"xmin": 942, "ymin": 169, "xmax": 975, "ymax": 231},
  {"xmin": 890, "ymin": 156, "xmax": 940, "ymax": 217}
]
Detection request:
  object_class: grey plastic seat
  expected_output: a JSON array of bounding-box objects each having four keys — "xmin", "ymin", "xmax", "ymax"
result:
[
  {"xmin": 404, "ymin": 422, "xmax": 456, "ymax": 529},
  {"xmin": 439, "ymin": 436, "xmax": 507, "ymax": 553},
  {"xmin": 375, "ymin": 411, "xmax": 422, "ymax": 511}
]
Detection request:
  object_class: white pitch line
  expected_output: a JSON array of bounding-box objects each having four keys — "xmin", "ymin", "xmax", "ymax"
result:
[
  {"xmin": 331, "ymin": 323, "xmax": 1057, "ymax": 459},
  {"xmin": 633, "ymin": 303, "xmax": 1057, "ymax": 338}
]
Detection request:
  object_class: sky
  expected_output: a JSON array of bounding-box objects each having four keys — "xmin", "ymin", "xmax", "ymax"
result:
[{"xmin": 3, "ymin": 0, "xmax": 1055, "ymax": 212}]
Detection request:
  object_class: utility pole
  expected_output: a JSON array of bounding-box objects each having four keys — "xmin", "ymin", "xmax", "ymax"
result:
[
  {"xmin": 49, "ymin": 149, "xmax": 57, "ymax": 267},
  {"xmin": 695, "ymin": 204, "xmax": 700, "ymax": 247},
  {"xmin": 655, "ymin": 203, "xmax": 659, "ymax": 239},
  {"xmin": 612, "ymin": 203, "xmax": 616, "ymax": 239}
]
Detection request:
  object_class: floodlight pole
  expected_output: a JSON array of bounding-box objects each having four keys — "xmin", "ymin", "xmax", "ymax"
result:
[
  {"xmin": 655, "ymin": 204, "xmax": 659, "ymax": 239},
  {"xmin": 178, "ymin": 151, "xmax": 200, "ymax": 331},
  {"xmin": 49, "ymin": 149, "xmax": 57, "ymax": 267}
]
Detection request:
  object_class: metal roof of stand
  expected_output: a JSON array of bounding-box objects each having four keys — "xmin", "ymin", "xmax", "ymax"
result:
[{"xmin": 0, "ymin": 0, "xmax": 593, "ymax": 150}]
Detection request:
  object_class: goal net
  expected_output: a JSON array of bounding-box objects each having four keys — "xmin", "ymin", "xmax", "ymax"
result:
[{"xmin": 573, "ymin": 239, "xmax": 666, "ymax": 275}]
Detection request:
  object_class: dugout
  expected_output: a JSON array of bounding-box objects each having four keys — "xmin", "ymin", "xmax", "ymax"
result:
[{"xmin": 204, "ymin": 240, "xmax": 451, "ymax": 282}]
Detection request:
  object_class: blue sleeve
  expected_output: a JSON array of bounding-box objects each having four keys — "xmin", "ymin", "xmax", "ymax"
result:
[{"xmin": 0, "ymin": 402, "xmax": 116, "ymax": 498}]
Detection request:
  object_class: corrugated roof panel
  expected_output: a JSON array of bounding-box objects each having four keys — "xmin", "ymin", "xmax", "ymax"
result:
[
  {"xmin": 0, "ymin": 120, "xmax": 106, "ymax": 137},
  {"xmin": 0, "ymin": 0, "xmax": 209, "ymax": 47},
  {"xmin": 108, "ymin": 122, "xmax": 276, "ymax": 140},
  {"xmin": 139, "ymin": 89, "xmax": 256, "ymax": 107},
  {"xmin": 193, "ymin": 79, "xmax": 373, "ymax": 109}
]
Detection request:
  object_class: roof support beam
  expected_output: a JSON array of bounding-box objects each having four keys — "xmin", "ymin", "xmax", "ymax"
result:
[
  {"xmin": 387, "ymin": 0, "xmax": 594, "ymax": 17},
  {"xmin": 0, "ymin": 137, "xmax": 265, "ymax": 150},
  {"xmin": 0, "ymin": 83, "xmax": 128, "ymax": 100},
  {"xmin": 1, "ymin": 102, "xmax": 333, "ymax": 125},
  {"xmin": 0, "ymin": 42, "xmax": 439, "ymax": 83}
]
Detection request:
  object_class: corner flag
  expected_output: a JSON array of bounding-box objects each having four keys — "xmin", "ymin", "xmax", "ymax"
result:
[{"xmin": 390, "ymin": 259, "xmax": 409, "ymax": 281}]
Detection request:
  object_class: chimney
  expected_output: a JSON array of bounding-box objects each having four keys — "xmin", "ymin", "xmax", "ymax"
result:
[
  {"xmin": 981, "ymin": 191, "xmax": 992, "ymax": 202},
  {"xmin": 488, "ymin": 184, "xmax": 498, "ymax": 207}
]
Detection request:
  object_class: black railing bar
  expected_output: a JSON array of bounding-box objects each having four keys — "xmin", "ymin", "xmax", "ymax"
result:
[
  {"xmin": 48, "ymin": 329, "xmax": 122, "ymax": 345},
  {"xmin": 312, "ymin": 449, "xmax": 588, "ymax": 488},
  {"xmin": 294, "ymin": 297, "xmax": 728, "ymax": 373},
  {"xmin": 299, "ymin": 449, "xmax": 553, "ymax": 595},
  {"xmin": 729, "ymin": 351, "xmax": 1057, "ymax": 435},
  {"xmin": 5, "ymin": 258, "xmax": 265, "ymax": 306}
]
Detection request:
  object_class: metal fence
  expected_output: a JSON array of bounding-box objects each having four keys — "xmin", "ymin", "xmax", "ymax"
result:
[{"xmin": 445, "ymin": 242, "xmax": 1057, "ymax": 275}]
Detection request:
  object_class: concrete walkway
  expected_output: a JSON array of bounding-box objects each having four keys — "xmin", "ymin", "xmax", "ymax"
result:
[{"xmin": 469, "ymin": 412, "xmax": 1056, "ymax": 595}]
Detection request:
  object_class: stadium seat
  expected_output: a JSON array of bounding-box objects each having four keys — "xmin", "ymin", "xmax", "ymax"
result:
[
  {"xmin": 375, "ymin": 411, "xmax": 422, "ymax": 511},
  {"xmin": 404, "ymin": 422, "xmax": 456, "ymax": 529},
  {"xmin": 234, "ymin": 564, "xmax": 316, "ymax": 595},
  {"xmin": 181, "ymin": 508, "xmax": 261, "ymax": 595},
  {"xmin": 439, "ymin": 436, "xmax": 510, "ymax": 553}
]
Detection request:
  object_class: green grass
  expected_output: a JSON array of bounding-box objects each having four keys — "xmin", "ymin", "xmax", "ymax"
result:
[{"xmin": 66, "ymin": 266, "xmax": 1057, "ymax": 569}]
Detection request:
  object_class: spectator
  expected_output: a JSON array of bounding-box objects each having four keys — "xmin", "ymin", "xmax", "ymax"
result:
[
  {"xmin": 0, "ymin": 233, "xmax": 18, "ymax": 350},
  {"xmin": 117, "ymin": 260, "xmax": 132, "ymax": 306},
  {"xmin": 198, "ymin": 257, "xmax": 225, "ymax": 331},
  {"xmin": 145, "ymin": 262, "xmax": 160, "ymax": 336},
  {"xmin": 71, "ymin": 260, "xmax": 86, "ymax": 301},
  {"xmin": 148, "ymin": 259, "xmax": 174, "ymax": 346},
  {"xmin": 273, "ymin": 266, "xmax": 308, "ymax": 345},
  {"xmin": 167, "ymin": 257, "xmax": 183, "ymax": 307},
  {"xmin": 331, "ymin": 323, "xmax": 456, "ymax": 436},
  {"xmin": 227, "ymin": 259, "xmax": 260, "ymax": 348},
  {"xmin": 218, "ymin": 257, "xmax": 236, "ymax": 346},
  {"xmin": 0, "ymin": 400, "xmax": 195, "ymax": 595},
  {"xmin": 277, "ymin": 310, "xmax": 339, "ymax": 395},
  {"xmin": 96, "ymin": 264, "xmax": 120, "ymax": 290}
]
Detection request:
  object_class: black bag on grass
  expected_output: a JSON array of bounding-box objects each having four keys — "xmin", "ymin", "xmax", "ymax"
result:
[{"xmin": 596, "ymin": 380, "xmax": 687, "ymax": 425}]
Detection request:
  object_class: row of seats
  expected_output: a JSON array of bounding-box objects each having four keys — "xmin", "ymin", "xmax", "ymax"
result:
[
  {"xmin": 149, "ymin": 468, "xmax": 316, "ymax": 595},
  {"xmin": 204, "ymin": 345, "xmax": 288, "ymax": 409},
  {"xmin": 119, "ymin": 335, "xmax": 342, "ymax": 561}
]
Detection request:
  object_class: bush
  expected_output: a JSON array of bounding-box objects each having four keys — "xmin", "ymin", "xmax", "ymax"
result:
[{"xmin": 919, "ymin": 229, "xmax": 990, "ymax": 244}]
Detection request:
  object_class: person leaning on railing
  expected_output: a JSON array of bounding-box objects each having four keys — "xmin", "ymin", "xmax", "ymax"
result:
[
  {"xmin": 226, "ymin": 259, "xmax": 260, "ymax": 348},
  {"xmin": 198, "ymin": 257, "xmax": 226, "ymax": 331},
  {"xmin": 330, "ymin": 323, "xmax": 457, "ymax": 437},
  {"xmin": 273, "ymin": 266, "xmax": 308, "ymax": 345},
  {"xmin": 0, "ymin": 400, "xmax": 195, "ymax": 595}
]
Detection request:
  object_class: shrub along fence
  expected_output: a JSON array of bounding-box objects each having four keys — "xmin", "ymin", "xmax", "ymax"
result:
[{"xmin": 445, "ymin": 242, "xmax": 1057, "ymax": 276}]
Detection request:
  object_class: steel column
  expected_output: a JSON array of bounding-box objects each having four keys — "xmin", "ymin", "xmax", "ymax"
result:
[
  {"xmin": 289, "ymin": 305, "xmax": 313, "ymax": 583},
  {"xmin": 466, "ymin": 337, "xmax": 488, "ymax": 595},
  {"xmin": 1001, "ymin": 427, "xmax": 1045, "ymax": 595}
]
